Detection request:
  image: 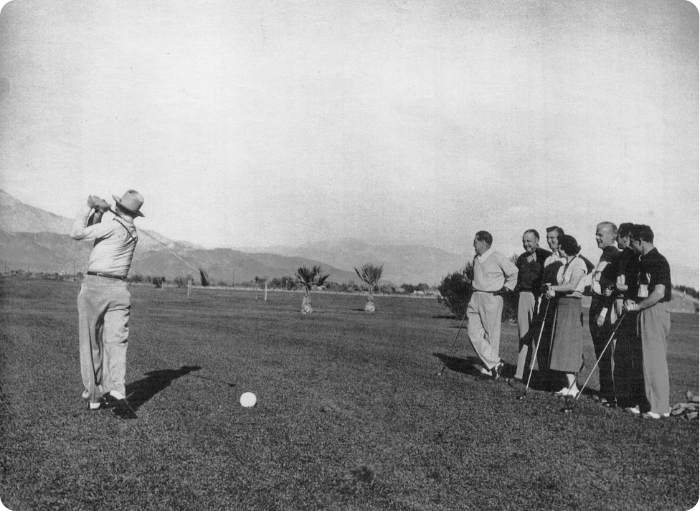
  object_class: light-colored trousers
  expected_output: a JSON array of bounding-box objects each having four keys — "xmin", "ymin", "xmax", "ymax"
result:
[
  {"xmin": 638, "ymin": 302, "xmax": 671, "ymax": 415},
  {"xmin": 77, "ymin": 276, "xmax": 131, "ymax": 403},
  {"xmin": 467, "ymin": 291, "xmax": 504, "ymax": 370},
  {"xmin": 515, "ymin": 291, "xmax": 537, "ymax": 379}
]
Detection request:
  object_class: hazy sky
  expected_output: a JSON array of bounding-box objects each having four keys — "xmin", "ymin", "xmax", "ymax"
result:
[{"xmin": 0, "ymin": 0, "xmax": 698, "ymax": 270}]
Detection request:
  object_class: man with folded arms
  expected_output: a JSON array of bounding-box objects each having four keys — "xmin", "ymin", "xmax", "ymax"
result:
[
  {"xmin": 71, "ymin": 190, "xmax": 145, "ymax": 419},
  {"xmin": 623, "ymin": 224, "xmax": 673, "ymax": 420},
  {"xmin": 466, "ymin": 231, "xmax": 519, "ymax": 379},
  {"xmin": 513, "ymin": 229, "xmax": 551, "ymax": 382}
]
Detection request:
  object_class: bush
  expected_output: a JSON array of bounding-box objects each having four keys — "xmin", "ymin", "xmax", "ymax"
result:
[
  {"xmin": 174, "ymin": 276, "xmax": 189, "ymax": 288},
  {"xmin": 501, "ymin": 290, "xmax": 519, "ymax": 324},
  {"xmin": 437, "ymin": 263, "xmax": 473, "ymax": 318},
  {"xmin": 438, "ymin": 261, "xmax": 518, "ymax": 323}
]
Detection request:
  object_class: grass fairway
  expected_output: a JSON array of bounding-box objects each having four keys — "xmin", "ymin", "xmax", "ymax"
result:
[{"xmin": 1, "ymin": 278, "xmax": 698, "ymax": 510}]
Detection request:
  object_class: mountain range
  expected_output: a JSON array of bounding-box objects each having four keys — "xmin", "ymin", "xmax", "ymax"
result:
[
  {"xmin": 0, "ymin": 190, "xmax": 467, "ymax": 286},
  {"xmin": 236, "ymin": 239, "xmax": 466, "ymax": 286},
  {"xmin": 1, "ymin": 189, "xmax": 697, "ymax": 289}
]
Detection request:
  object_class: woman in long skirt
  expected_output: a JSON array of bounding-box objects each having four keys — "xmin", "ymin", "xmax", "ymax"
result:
[{"xmin": 544, "ymin": 235, "xmax": 588, "ymax": 397}]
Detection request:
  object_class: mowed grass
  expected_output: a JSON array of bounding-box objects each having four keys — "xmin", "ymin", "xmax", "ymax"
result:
[{"xmin": 1, "ymin": 278, "xmax": 698, "ymax": 511}]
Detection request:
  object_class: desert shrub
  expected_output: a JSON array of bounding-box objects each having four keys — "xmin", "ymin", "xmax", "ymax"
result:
[
  {"xmin": 501, "ymin": 290, "xmax": 519, "ymax": 323},
  {"xmin": 438, "ymin": 261, "xmax": 518, "ymax": 323},
  {"xmin": 437, "ymin": 263, "xmax": 474, "ymax": 318},
  {"xmin": 174, "ymin": 276, "xmax": 189, "ymax": 288}
]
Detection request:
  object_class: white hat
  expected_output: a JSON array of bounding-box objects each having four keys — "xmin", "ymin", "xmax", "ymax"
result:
[{"xmin": 112, "ymin": 190, "xmax": 145, "ymax": 217}]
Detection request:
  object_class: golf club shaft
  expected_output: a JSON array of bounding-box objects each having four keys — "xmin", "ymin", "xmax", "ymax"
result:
[
  {"xmin": 438, "ymin": 309, "xmax": 468, "ymax": 375},
  {"xmin": 574, "ymin": 311, "xmax": 627, "ymax": 401},
  {"xmin": 524, "ymin": 299, "xmax": 550, "ymax": 390},
  {"xmin": 107, "ymin": 207, "xmax": 202, "ymax": 274}
]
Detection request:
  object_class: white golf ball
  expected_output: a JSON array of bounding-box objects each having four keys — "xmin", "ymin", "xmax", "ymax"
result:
[{"xmin": 240, "ymin": 392, "xmax": 257, "ymax": 408}]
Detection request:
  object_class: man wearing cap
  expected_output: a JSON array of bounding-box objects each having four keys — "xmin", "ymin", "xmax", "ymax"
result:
[
  {"xmin": 466, "ymin": 231, "xmax": 518, "ymax": 379},
  {"xmin": 70, "ymin": 190, "xmax": 144, "ymax": 419},
  {"xmin": 513, "ymin": 229, "xmax": 551, "ymax": 382}
]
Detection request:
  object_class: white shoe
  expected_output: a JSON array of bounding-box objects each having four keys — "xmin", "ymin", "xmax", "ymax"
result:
[
  {"xmin": 568, "ymin": 386, "xmax": 580, "ymax": 398},
  {"xmin": 641, "ymin": 411, "xmax": 670, "ymax": 420},
  {"xmin": 554, "ymin": 388, "xmax": 569, "ymax": 397},
  {"xmin": 475, "ymin": 365, "xmax": 491, "ymax": 376},
  {"xmin": 625, "ymin": 405, "xmax": 641, "ymax": 415}
]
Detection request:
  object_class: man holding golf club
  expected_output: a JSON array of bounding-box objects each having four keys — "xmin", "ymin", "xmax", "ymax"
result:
[
  {"xmin": 622, "ymin": 224, "xmax": 673, "ymax": 419},
  {"xmin": 466, "ymin": 231, "xmax": 518, "ymax": 379},
  {"xmin": 610, "ymin": 223, "xmax": 646, "ymax": 413},
  {"xmin": 71, "ymin": 190, "xmax": 144, "ymax": 419},
  {"xmin": 513, "ymin": 229, "xmax": 551, "ymax": 383}
]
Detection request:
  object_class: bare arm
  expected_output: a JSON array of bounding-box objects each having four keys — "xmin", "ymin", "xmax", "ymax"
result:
[
  {"xmin": 550, "ymin": 265, "xmax": 585, "ymax": 294},
  {"xmin": 637, "ymin": 284, "xmax": 666, "ymax": 310}
]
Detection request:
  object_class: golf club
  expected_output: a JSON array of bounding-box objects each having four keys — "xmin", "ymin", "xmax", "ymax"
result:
[
  {"xmin": 516, "ymin": 300, "xmax": 550, "ymax": 400},
  {"xmin": 106, "ymin": 206, "xmax": 210, "ymax": 286},
  {"xmin": 189, "ymin": 373, "xmax": 237, "ymax": 388},
  {"xmin": 561, "ymin": 311, "xmax": 627, "ymax": 413},
  {"xmin": 436, "ymin": 309, "xmax": 469, "ymax": 376}
]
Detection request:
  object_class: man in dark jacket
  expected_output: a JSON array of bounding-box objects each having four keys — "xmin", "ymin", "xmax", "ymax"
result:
[{"xmin": 513, "ymin": 229, "xmax": 552, "ymax": 382}]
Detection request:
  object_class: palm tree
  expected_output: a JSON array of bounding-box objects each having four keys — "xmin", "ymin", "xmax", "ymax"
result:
[
  {"xmin": 295, "ymin": 265, "xmax": 330, "ymax": 313},
  {"xmin": 354, "ymin": 263, "xmax": 383, "ymax": 313}
]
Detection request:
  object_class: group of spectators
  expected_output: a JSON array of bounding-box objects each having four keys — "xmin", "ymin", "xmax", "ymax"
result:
[{"xmin": 464, "ymin": 223, "xmax": 673, "ymax": 420}]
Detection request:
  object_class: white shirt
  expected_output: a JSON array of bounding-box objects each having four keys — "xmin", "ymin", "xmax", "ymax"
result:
[
  {"xmin": 71, "ymin": 206, "xmax": 138, "ymax": 277},
  {"xmin": 556, "ymin": 256, "xmax": 588, "ymax": 298},
  {"xmin": 472, "ymin": 248, "xmax": 519, "ymax": 292}
]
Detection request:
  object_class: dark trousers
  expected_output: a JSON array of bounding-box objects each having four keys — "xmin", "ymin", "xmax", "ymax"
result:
[
  {"xmin": 589, "ymin": 297, "xmax": 615, "ymax": 401},
  {"xmin": 529, "ymin": 298, "xmax": 558, "ymax": 390},
  {"xmin": 613, "ymin": 310, "xmax": 647, "ymax": 409}
]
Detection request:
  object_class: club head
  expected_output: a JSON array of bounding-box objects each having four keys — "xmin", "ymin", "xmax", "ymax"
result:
[
  {"xmin": 516, "ymin": 393, "xmax": 527, "ymax": 400},
  {"xmin": 560, "ymin": 396, "xmax": 575, "ymax": 413}
]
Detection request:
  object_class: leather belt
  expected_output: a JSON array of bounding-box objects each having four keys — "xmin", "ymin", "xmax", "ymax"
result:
[{"xmin": 87, "ymin": 271, "xmax": 126, "ymax": 281}]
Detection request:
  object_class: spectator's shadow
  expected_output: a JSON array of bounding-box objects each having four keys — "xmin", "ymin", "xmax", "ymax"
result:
[
  {"xmin": 433, "ymin": 353, "xmax": 529, "ymax": 382},
  {"xmin": 433, "ymin": 353, "xmax": 487, "ymax": 377},
  {"xmin": 126, "ymin": 365, "xmax": 204, "ymax": 411}
]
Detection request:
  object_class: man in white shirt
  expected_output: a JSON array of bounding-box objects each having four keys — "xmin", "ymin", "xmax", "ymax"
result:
[
  {"xmin": 466, "ymin": 231, "xmax": 519, "ymax": 379},
  {"xmin": 71, "ymin": 190, "xmax": 144, "ymax": 419}
]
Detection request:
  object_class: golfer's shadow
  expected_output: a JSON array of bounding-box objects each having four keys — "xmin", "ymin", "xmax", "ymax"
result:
[
  {"xmin": 433, "ymin": 353, "xmax": 490, "ymax": 378},
  {"xmin": 125, "ymin": 365, "xmax": 203, "ymax": 411}
]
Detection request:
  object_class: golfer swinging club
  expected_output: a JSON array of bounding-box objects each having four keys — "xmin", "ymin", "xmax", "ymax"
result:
[{"xmin": 71, "ymin": 190, "xmax": 144, "ymax": 419}]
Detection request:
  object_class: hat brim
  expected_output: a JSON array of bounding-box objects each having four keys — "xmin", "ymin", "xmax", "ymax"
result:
[{"xmin": 112, "ymin": 195, "xmax": 144, "ymax": 217}]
